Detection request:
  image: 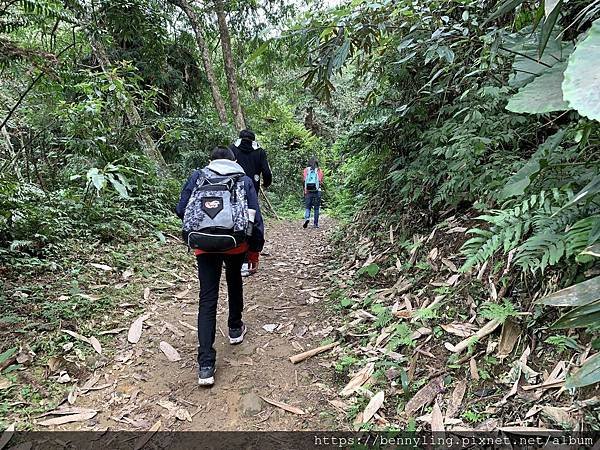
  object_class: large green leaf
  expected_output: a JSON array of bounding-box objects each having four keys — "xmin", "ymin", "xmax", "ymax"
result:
[
  {"xmin": 566, "ymin": 352, "xmax": 600, "ymax": 388},
  {"xmin": 563, "ymin": 19, "xmax": 600, "ymax": 121},
  {"xmin": 506, "ymin": 29, "xmax": 572, "ymax": 88},
  {"xmin": 551, "ymin": 300, "xmax": 600, "ymax": 329},
  {"xmin": 539, "ymin": 276, "xmax": 600, "ymax": 307},
  {"xmin": 506, "ymin": 62, "xmax": 569, "ymax": 114}
]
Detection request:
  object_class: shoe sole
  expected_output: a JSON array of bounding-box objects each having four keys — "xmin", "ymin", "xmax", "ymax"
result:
[
  {"xmin": 229, "ymin": 326, "xmax": 247, "ymax": 345},
  {"xmin": 198, "ymin": 376, "xmax": 214, "ymax": 386},
  {"xmin": 303, "ymin": 220, "xmax": 309, "ymax": 229}
]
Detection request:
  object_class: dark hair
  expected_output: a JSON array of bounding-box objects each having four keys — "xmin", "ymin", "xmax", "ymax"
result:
[
  {"xmin": 210, "ymin": 146, "xmax": 235, "ymax": 161},
  {"xmin": 239, "ymin": 129, "xmax": 256, "ymax": 141},
  {"xmin": 308, "ymin": 157, "xmax": 318, "ymax": 169}
]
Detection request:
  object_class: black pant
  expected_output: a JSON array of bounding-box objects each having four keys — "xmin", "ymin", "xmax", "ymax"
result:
[{"xmin": 196, "ymin": 252, "xmax": 245, "ymax": 366}]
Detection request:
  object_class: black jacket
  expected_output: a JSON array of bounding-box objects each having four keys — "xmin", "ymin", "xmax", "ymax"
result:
[{"xmin": 230, "ymin": 140, "xmax": 272, "ymax": 193}]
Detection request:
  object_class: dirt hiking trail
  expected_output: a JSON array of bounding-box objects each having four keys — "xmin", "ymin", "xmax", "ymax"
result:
[{"xmin": 50, "ymin": 218, "xmax": 345, "ymax": 431}]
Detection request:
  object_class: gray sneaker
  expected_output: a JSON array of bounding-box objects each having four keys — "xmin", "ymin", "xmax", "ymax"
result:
[
  {"xmin": 198, "ymin": 366, "xmax": 215, "ymax": 386},
  {"xmin": 229, "ymin": 324, "xmax": 247, "ymax": 344}
]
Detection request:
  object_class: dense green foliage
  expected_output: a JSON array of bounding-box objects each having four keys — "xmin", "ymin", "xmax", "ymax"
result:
[{"xmin": 285, "ymin": 0, "xmax": 599, "ymax": 385}]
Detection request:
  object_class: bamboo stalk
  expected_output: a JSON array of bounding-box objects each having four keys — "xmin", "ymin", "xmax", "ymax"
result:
[{"xmin": 289, "ymin": 341, "xmax": 338, "ymax": 364}]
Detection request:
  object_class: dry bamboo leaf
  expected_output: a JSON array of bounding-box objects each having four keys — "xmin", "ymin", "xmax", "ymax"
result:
[
  {"xmin": 90, "ymin": 263, "xmax": 112, "ymax": 271},
  {"xmin": 159, "ymin": 341, "xmax": 181, "ymax": 362},
  {"xmin": 470, "ymin": 357, "xmax": 480, "ymax": 380},
  {"xmin": 98, "ymin": 328, "xmax": 126, "ymax": 336},
  {"xmin": 541, "ymin": 406, "xmax": 578, "ymax": 428},
  {"xmin": 143, "ymin": 288, "xmax": 150, "ymax": 301},
  {"xmin": 360, "ymin": 391, "xmax": 385, "ymax": 424},
  {"xmin": 431, "ymin": 399, "xmax": 444, "ymax": 432},
  {"xmin": 440, "ymin": 322, "xmax": 477, "ymax": 338},
  {"xmin": 405, "ymin": 376, "xmax": 444, "ymax": 416},
  {"xmin": 134, "ymin": 420, "xmax": 161, "ymax": 450},
  {"xmin": 175, "ymin": 408, "xmax": 192, "ymax": 422},
  {"xmin": 37, "ymin": 411, "xmax": 96, "ymax": 426},
  {"xmin": 174, "ymin": 288, "xmax": 190, "ymax": 299},
  {"xmin": 340, "ymin": 362, "xmax": 375, "ymax": 397},
  {"xmin": 178, "ymin": 320, "xmax": 197, "ymax": 332},
  {"xmin": 260, "ymin": 397, "xmax": 305, "ymax": 415},
  {"xmin": 446, "ymin": 380, "xmax": 467, "ymax": 419},
  {"xmin": 36, "ymin": 407, "xmax": 96, "ymax": 418},
  {"xmin": 0, "ymin": 423, "xmax": 15, "ymax": 450},
  {"xmin": 0, "ymin": 378, "xmax": 12, "ymax": 390},
  {"xmin": 67, "ymin": 387, "xmax": 78, "ymax": 405},
  {"xmin": 61, "ymin": 329, "xmax": 89, "ymax": 344},
  {"xmin": 128, "ymin": 315, "xmax": 146, "ymax": 344},
  {"xmin": 441, "ymin": 258, "xmax": 458, "ymax": 272},
  {"xmin": 411, "ymin": 327, "xmax": 432, "ymax": 340},
  {"xmin": 81, "ymin": 374, "xmax": 100, "ymax": 391},
  {"xmin": 88, "ymin": 336, "xmax": 102, "ymax": 355},
  {"xmin": 497, "ymin": 319, "xmax": 521, "ymax": 358}
]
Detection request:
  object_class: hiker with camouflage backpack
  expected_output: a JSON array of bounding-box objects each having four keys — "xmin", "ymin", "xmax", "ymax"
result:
[{"xmin": 176, "ymin": 146, "xmax": 264, "ymax": 386}]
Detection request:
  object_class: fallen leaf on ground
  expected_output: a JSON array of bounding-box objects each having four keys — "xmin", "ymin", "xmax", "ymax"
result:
[
  {"xmin": 98, "ymin": 328, "xmax": 126, "ymax": 335},
  {"xmin": 90, "ymin": 263, "xmax": 112, "ymax": 271},
  {"xmin": 360, "ymin": 391, "xmax": 384, "ymax": 424},
  {"xmin": 0, "ymin": 378, "xmax": 12, "ymax": 390},
  {"xmin": 47, "ymin": 356, "xmax": 62, "ymax": 372},
  {"xmin": 340, "ymin": 362, "xmax": 375, "ymax": 397},
  {"xmin": 36, "ymin": 407, "xmax": 96, "ymax": 418},
  {"xmin": 405, "ymin": 376, "xmax": 445, "ymax": 416},
  {"xmin": 157, "ymin": 400, "xmax": 178, "ymax": 412},
  {"xmin": 134, "ymin": 420, "xmax": 161, "ymax": 450},
  {"xmin": 262, "ymin": 324, "xmax": 278, "ymax": 333},
  {"xmin": 440, "ymin": 322, "xmax": 477, "ymax": 338},
  {"xmin": 178, "ymin": 320, "xmax": 197, "ymax": 331},
  {"xmin": 411, "ymin": 327, "xmax": 431, "ymax": 340},
  {"xmin": 143, "ymin": 288, "xmax": 150, "ymax": 301},
  {"xmin": 260, "ymin": 397, "xmax": 305, "ymax": 415},
  {"xmin": 470, "ymin": 357, "xmax": 480, "ymax": 380},
  {"xmin": 159, "ymin": 341, "xmax": 181, "ymax": 362},
  {"xmin": 446, "ymin": 380, "xmax": 467, "ymax": 419},
  {"xmin": 541, "ymin": 406, "xmax": 578, "ymax": 428},
  {"xmin": 128, "ymin": 315, "xmax": 146, "ymax": 344},
  {"xmin": 67, "ymin": 387, "xmax": 78, "ymax": 405},
  {"xmin": 175, "ymin": 408, "xmax": 192, "ymax": 422},
  {"xmin": 431, "ymin": 399, "xmax": 444, "ymax": 432},
  {"xmin": 37, "ymin": 411, "xmax": 97, "ymax": 426},
  {"xmin": 174, "ymin": 288, "xmax": 190, "ymax": 299},
  {"xmin": 497, "ymin": 319, "xmax": 521, "ymax": 358},
  {"xmin": 88, "ymin": 336, "xmax": 102, "ymax": 355}
]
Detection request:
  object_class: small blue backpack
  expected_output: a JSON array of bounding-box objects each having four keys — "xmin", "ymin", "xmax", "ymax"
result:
[{"xmin": 305, "ymin": 167, "xmax": 319, "ymax": 192}]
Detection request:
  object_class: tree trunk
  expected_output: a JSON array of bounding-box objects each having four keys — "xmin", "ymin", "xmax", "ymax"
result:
[
  {"xmin": 214, "ymin": 0, "xmax": 245, "ymax": 131},
  {"xmin": 168, "ymin": 0, "xmax": 228, "ymax": 125},
  {"xmin": 89, "ymin": 37, "xmax": 170, "ymax": 177}
]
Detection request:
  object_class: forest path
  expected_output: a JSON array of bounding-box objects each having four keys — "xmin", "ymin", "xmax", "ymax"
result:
[{"xmin": 51, "ymin": 218, "xmax": 344, "ymax": 431}]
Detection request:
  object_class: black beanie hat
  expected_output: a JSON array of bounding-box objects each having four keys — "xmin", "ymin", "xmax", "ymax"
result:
[{"xmin": 239, "ymin": 129, "xmax": 256, "ymax": 141}]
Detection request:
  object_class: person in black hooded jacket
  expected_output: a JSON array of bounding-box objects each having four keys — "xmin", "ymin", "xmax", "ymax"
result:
[{"xmin": 230, "ymin": 129, "xmax": 272, "ymax": 194}]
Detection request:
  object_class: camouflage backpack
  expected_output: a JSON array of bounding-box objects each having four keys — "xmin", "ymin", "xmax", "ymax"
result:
[{"xmin": 182, "ymin": 169, "xmax": 249, "ymax": 252}]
